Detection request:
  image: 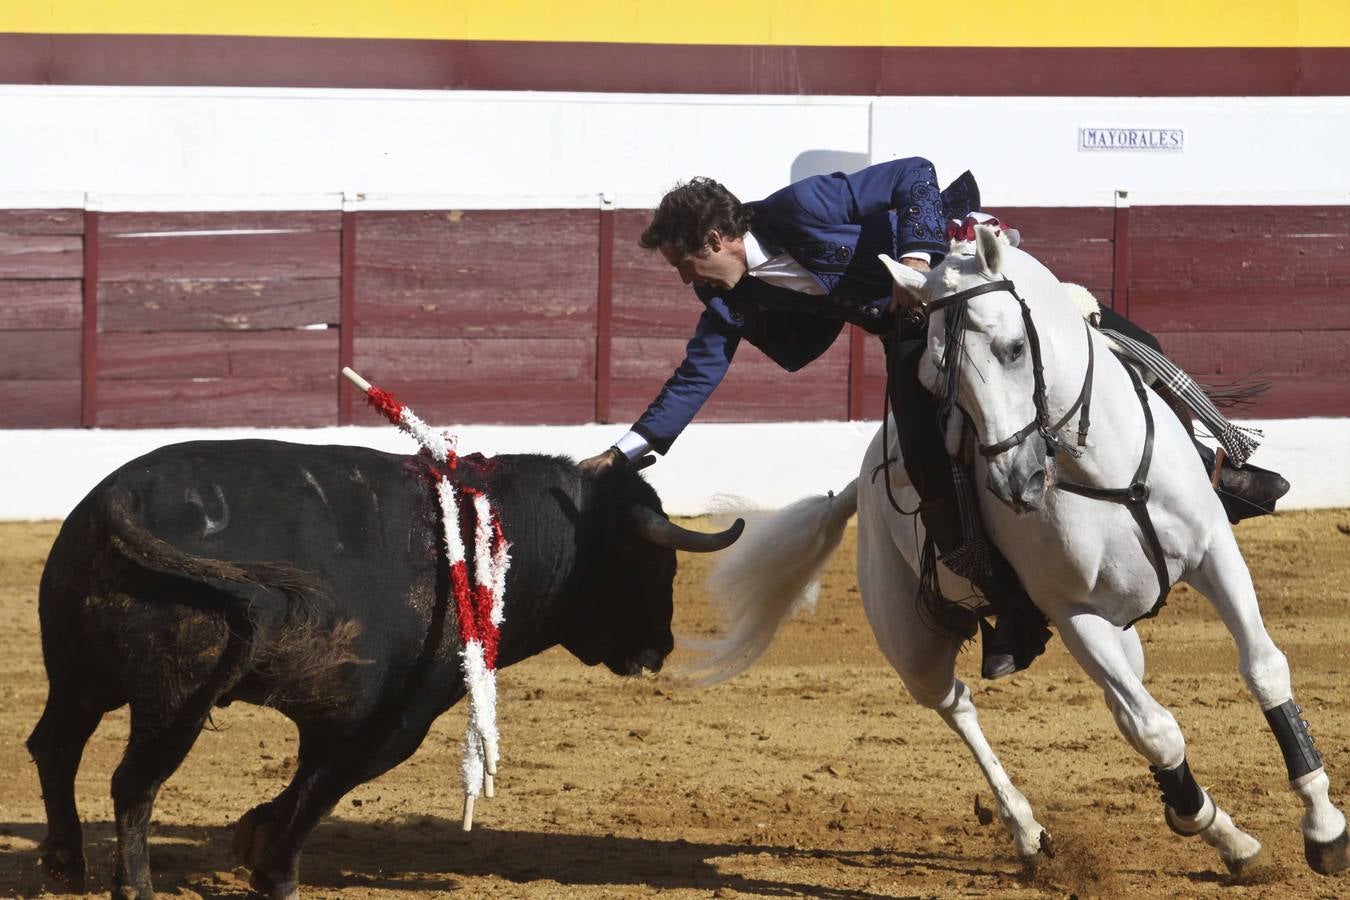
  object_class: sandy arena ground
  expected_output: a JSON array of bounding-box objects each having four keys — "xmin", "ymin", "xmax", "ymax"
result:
[{"xmin": 1, "ymin": 509, "xmax": 1349, "ymax": 899}]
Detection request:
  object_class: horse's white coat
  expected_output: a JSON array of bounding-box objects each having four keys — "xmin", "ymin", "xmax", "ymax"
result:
[{"xmin": 696, "ymin": 227, "xmax": 1348, "ymax": 872}]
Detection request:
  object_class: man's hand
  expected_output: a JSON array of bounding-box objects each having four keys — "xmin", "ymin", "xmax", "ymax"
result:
[
  {"xmin": 899, "ymin": 257, "xmax": 930, "ymax": 272},
  {"xmin": 577, "ymin": 446, "xmax": 625, "ymax": 475}
]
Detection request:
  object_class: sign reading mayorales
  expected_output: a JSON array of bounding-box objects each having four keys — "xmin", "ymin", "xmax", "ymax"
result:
[{"xmin": 1079, "ymin": 127, "xmax": 1184, "ymax": 151}]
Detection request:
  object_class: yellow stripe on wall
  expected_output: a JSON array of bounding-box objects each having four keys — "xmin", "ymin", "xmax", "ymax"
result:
[{"xmin": 5, "ymin": 0, "xmax": 1350, "ymax": 47}]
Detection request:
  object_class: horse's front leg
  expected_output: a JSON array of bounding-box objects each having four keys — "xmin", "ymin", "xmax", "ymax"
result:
[
  {"xmin": 1189, "ymin": 530, "xmax": 1350, "ymax": 875},
  {"xmin": 1057, "ymin": 611, "xmax": 1264, "ymax": 874},
  {"xmin": 857, "ymin": 479, "xmax": 1047, "ymax": 861}
]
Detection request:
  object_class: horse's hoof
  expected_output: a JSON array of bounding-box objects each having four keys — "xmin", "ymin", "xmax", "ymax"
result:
[
  {"xmin": 1224, "ymin": 846, "xmax": 1266, "ymax": 877},
  {"xmin": 1305, "ymin": 828, "xmax": 1350, "ymax": 875},
  {"xmin": 111, "ymin": 884, "xmax": 155, "ymax": 900},
  {"xmin": 37, "ymin": 840, "xmax": 87, "ymax": 890},
  {"xmin": 233, "ymin": 804, "xmax": 279, "ymax": 867},
  {"xmin": 1018, "ymin": 830, "xmax": 1055, "ymax": 873}
]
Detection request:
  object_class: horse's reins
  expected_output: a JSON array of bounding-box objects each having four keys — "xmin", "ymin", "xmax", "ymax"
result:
[{"xmin": 925, "ymin": 277, "xmax": 1170, "ymax": 619}]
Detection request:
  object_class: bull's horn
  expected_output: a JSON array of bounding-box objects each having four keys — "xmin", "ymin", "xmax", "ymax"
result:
[{"xmin": 629, "ymin": 506, "xmax": 744, "ymax": 553}]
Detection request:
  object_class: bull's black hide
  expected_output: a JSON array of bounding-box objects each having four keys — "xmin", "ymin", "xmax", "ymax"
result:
[{"xmin": 27, "ymin": 440, "xmax": 730, "ymax": 900}]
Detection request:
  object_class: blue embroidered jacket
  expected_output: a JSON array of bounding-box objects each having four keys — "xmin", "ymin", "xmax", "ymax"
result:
[{"xmin": 631, "ymin": 157, "xmax": 979, "ymax": 453}]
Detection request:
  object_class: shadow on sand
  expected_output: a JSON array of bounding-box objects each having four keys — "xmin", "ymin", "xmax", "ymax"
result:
[{"xmin": 1, "ymin": 815, "xmax": 1000, "ymax": 899}]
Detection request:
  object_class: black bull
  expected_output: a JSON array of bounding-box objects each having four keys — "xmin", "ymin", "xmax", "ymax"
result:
[{"xmin": 27, "ymin": 439, "xmax": 741, "ymax": 900}]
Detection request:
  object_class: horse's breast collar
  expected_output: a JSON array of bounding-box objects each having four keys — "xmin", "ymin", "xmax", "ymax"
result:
[{"xmin": 930, "ymin": 276, "xmax": 1170, "ymax": 624}]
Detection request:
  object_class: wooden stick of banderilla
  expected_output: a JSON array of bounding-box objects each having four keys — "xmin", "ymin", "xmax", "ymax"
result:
[{"xmin": 341, "ymin": 366, "xmax": 372, "ymax": 393}]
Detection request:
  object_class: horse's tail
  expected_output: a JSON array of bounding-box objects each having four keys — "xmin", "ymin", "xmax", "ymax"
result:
[{"xmin": 680, "ymin": 479, "xmax": 859, "ymax": 685}]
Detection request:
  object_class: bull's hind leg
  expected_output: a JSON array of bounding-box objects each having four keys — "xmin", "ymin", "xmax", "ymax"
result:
[
  {"xmin": 27, "ymin": 682, "xmax": 106, "ymax": 890},
  {"xmin": 1058, "ymin": 611, "xmax": 1263, "ymax": 873},
  {"xmin": 1189, "ymin": 529, "xmax": 1350, "ymax": 874},
  {"xmin": 110, "ymin": 697, "xmax": 218, "ymax": 899},
  {"xmin": 856, "ymin": 483, "xmax": 1046, "ymax": 861}
]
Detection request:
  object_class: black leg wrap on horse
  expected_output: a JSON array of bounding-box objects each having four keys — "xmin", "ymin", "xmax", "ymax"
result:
[
  {"xmin": 1264, "ymin": 699, "xmax": 1323, "ymax": 781},
  {"xmin": 1152, "ymin": 758, "xmax": 1205, "ymax": 818}
]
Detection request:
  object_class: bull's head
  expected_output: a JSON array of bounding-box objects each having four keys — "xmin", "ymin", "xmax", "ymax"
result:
[{"xmin": 562, "ymin": 468, "xmax": 742, "ymax": 677}]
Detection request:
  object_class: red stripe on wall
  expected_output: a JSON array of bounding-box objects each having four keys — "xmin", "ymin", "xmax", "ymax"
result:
[{"xmin": 2, "ymin": 34, "xmax": 1349, "ymax": 95}]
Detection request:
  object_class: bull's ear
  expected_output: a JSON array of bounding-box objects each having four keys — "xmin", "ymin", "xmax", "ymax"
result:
[
  {"xmin": 974, "ymin": 224, "xmax": 1003, "ymax": 277},
  {"xmin": 876, "ymin": 254, "xmax": 928, "ymax": 311}
]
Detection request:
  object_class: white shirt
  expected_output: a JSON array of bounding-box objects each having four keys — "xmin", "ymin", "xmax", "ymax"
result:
[{"xmin": 614, "ymin": 232, "xmax": 930, "ymax": 460}]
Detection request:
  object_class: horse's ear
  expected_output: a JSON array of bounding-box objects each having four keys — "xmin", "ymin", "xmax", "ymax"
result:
[
  {"xmin": 974, "ymin": 224, "xmax": 1003, "ymax": 277},
  {"xmin": 876, "ymin": 254, "xmax": 928, "ymax": 311}
]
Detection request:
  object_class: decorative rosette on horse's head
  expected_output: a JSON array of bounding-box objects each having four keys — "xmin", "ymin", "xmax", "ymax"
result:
[{"xmin": 946, "ymin": 212, "xmax": 1021, "ymax": 250}]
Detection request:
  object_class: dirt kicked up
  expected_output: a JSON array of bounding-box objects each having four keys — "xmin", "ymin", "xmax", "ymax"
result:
[{"xmin": 1, "ymin": 510, "xmax": 1347, "ymax": 899}]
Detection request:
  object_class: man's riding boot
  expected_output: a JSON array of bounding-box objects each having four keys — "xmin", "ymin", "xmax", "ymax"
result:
[
  {"xmin": 1195, "ymin": 442, "xmax": 1291, "ymax": 524},
  {"xmin": 972, "ymin": 555, "xmax": 1052, "ymax": 680}
]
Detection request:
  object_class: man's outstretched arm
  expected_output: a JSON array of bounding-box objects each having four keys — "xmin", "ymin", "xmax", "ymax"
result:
[{"xmin": 578, "ymin": 308, "xmax": 740, "ymax": 473}]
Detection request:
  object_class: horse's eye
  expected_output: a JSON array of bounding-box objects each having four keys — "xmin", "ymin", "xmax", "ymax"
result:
[{"xmin": 1009, "ymin": 341, "xmax": 1026, "ymax": 362}]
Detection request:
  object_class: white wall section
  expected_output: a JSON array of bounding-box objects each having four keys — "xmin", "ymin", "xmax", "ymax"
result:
[
  {"xmin": 2, "ymin": 419, "xmax": 1345, "ymax": 520},
  {"xmin": 5, "ymin": 87, "xmax": 1349, "ymax": 211}
]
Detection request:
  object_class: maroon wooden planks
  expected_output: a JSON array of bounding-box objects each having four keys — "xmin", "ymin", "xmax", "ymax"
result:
[
  {"xmin": 0, "ymin": 234, "xmax": 84, "ymax": 278},
  {"xmin": 96, "ymin": 377, "xmax": 337, "ymax": 428},
  {"xmin": 609, "ymin": 376, "xmax": 847, "ymax": 424},
  {"xmin": 100, "ymin": 211, "xmax": 340, "ymax": 236},
  {"xmin": 339, "ymin": 210, "xmax": 357, "ymax": 425},
  {"xmin": 98, "ymin": 278, "xmax": 340, "ymax": 331},
  {"xmin": 1234, "ymin": 374, "xmax": 1350, "ymax": 419},
  {"xmin": 983, "ymin": 207, "xmax": 1115, "ymax": 241},
  {"xmin": 357, "ymin": 379, "xmax": 596, "ymax": 426},
  {"xmin": 1128, "ymin": 236, "xmax": 1350, "ymax": 289},
  {"xmin": 1129, "ymin": 206, "xmax": 1350, "ymax": 240},
  {"xmin": 99, "ymin": 331, "xmax": 337, "ymax": 380},
  {"xmin": 0, "ymin": 209, "xmax": 84, "ymax": 236},
  {"xmin": 354, "ymin": 336, "xmax": 594, "ymax": 382},
  {"xmin": 0, "ymin": 330, "xmax": 82, "ymax": 380},
  {"xmin": 99, "ymin": 231, "xmax": 340, "ymax": 282},
  {"xmin": 0, "ymin": 380, "xmax": 82, "ymax": 427},
  {"xmin": 81, "ymin": 210, "xmax": 99, "ymax": 427},
  {"xmin": 610, "ymin": 335, "xmax": 849, "ymax": 383},
  {"xmin": 1157, "ymin": 329, "xmax": 1350, "ymax": 376},
  {"xmin": 354, "ymin": 210, "xmax": 598, "ymax": 338},
  {"xmin": 1130, "ymin": 286, "xmax": 1350, "ymax": 333},
  {"xmin": 0, "ymin": 280, "xmax": 83, "ymax": 329}
]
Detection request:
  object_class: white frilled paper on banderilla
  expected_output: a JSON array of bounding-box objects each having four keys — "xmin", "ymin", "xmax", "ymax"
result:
[{"xmin": 344, "ymin": 367, "xmax": 511, "ymax": 832}]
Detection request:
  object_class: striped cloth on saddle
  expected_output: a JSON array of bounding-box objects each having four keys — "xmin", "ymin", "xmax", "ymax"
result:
[{"xmin": 1099, "ymin": 329, "xmax": 1264, "ymax": 468}]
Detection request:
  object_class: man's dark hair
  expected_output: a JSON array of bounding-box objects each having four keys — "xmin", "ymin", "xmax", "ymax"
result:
[{"xmin": 639, "ymin": 177, "xmax": 752, "ymax": 257}]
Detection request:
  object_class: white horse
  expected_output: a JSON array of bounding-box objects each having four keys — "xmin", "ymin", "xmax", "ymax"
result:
[{"xmin": 693, "ymin": 225, "xmax": 1349, "ymax": 875}]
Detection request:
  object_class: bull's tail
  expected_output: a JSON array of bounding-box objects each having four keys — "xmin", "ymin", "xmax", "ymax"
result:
[
  {"xmin": 102, "ymin": 486, "xmax": 327, "ymax": 621},
  {"xmin": 681, "ymin": 480, "xmax": 859, "ymax": 685},
  {"xmin": 101, "ymin": 487, "xmax": 364, "ymax": 694}
]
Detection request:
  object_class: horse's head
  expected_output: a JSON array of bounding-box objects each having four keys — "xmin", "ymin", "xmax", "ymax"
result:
[{"xmin": 886, "ymin": 225, "xmax": 1058, "ymax": 513}]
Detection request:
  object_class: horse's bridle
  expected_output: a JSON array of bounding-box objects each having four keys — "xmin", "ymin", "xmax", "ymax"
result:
[
  {"xmin": 926, "ymin": 278, "xmax": 1095, "ymax": 460},
  {"xmin": 924, "ymin": 276, "xmax": 1170, "ymax": 621}
]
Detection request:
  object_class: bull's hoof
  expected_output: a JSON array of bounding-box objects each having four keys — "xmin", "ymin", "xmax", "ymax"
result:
[
  {"xmin": 233, "ymin": 804, "xmax": 280, "ymax": 867},
  {"xmin": 249, "ymin": 867, "xmax": 299, "ymax": 900},
  {"xmin": 37, "ymin": 839, "xmax": 86, "ymax": 891},
  {"xmin": 1305, "ymin": 828, "xmax": 1350, "ymax": 875}
]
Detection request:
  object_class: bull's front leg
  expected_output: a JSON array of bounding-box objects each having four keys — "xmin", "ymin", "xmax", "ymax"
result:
[
  {"xmin": 249, "ymin": 718, "xmax": 439, "ymax": 900},
  {"xmin": 1190, "ymin": 533, "xmax": 1349, "ymax": 875}
]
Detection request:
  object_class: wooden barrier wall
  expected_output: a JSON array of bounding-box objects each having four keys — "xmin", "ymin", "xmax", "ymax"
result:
[{"xmin": 1, "ymin": 206, "xmax": 1346, "ymax": 428}]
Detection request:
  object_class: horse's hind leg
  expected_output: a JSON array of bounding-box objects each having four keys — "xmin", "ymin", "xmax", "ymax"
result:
[
  {"xmin": 1058, "ymin": 611, "xmax": 1262, "ymax": 873},
  {"xmin": 857, "ymin": 482, "xmax": 1046, "ymax": 860},
  {"xmin": 1189, "ymin": 530, "xmax": 1349, "ymax": 874},
  {"xmin": 27, "ymin": 680, "xmax": 106, "ymax": 890}
]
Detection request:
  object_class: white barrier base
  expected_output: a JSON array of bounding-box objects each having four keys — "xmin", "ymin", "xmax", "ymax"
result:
[{"xmin": 1, "ymin": 419, "xmax": 1346, "ymax": 520}]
